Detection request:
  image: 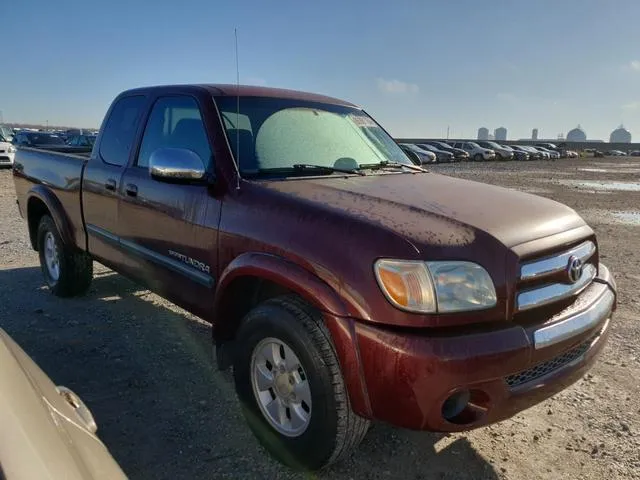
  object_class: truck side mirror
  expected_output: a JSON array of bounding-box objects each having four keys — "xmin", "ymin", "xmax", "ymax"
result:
[{"xmin": 149, "ymin": 147, "xmax": 206, "ymax": 182}]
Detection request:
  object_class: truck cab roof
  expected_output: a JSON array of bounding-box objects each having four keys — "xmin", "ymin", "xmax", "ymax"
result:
[{"xmin": 118, "ymin": 84, "xmax": 358, "ymax": 108}]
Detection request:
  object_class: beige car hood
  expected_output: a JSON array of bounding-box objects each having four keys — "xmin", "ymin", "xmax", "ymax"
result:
[{"xmin": 0, "ymin": 328, "xmax": 126, "ymax": 480}]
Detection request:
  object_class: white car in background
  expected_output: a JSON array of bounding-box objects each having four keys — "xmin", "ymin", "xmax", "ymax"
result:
[
  {"xmin": 0, "ymin": 127, "xmax": 16, "ymax": 167},
  {"xmin": 450, "ymin": 141, "xmax": 496, "ymax": 161}
]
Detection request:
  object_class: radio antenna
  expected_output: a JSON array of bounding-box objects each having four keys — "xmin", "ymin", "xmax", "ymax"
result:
[{"xmin": 234, "ymin": 28, "xmax": 241, "ymax": 190}]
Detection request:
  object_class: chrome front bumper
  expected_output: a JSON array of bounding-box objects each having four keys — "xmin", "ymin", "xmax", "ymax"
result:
[{"xmin": 533, "ymin": 263, "xmax": 616, "ymax": 349}]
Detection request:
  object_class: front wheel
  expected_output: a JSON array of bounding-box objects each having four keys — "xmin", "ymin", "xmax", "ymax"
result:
[
  {"xmin": 474, "ymin": 153, "xmax": 483, "ymax": 161},
  {"xmin": 233, "ymin": 295, "xmax": 369, "ymax": 471}
]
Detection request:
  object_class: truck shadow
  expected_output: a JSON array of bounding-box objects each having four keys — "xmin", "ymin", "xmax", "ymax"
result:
[{"xmin": 0, "ymin": 266, "xmax": 498, "ymax": 480}]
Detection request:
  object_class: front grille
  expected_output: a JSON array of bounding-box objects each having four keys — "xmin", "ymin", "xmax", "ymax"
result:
[
  {"xmin": 505, "ymin": 329, "xmax": 600, "ymax": 388},
  {"xmin": 516, "ymin": 240, "xmax": 597, "ymax": 313}
]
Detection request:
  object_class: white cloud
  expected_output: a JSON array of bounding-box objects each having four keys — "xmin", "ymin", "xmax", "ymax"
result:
[
  {"xmin": 627, "ymin": 60, "xmax": 640, "ymax": 71},
  {"xmin": 376, "ymin": 78, "xmax": 419, "ymax": 94},
  {"xmin": 623, "ymin": 101, "xmax": 640, "ymax": 110}
]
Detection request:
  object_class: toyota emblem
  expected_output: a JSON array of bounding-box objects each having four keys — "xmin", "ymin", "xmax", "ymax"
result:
[{"xmin": 567, "ymin": 256, "xmax": 583, "ymax": 283}]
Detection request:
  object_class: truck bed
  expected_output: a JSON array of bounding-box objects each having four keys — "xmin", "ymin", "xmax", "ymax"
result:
[{"xmin": 13, "ymin": 147, "xmax": 88, "ymax": 251}]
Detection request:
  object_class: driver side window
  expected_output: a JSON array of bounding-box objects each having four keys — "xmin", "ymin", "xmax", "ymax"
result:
[{"xmin": 137, "ymin": 96, "xmax": 212, "ymax": 169}]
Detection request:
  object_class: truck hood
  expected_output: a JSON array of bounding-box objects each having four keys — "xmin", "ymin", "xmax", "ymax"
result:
[{"xmin": 263, "ymin": 172, "xmax": 586, "ymax": 249}]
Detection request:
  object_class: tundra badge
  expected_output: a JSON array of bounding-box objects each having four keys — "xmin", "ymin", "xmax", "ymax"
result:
[{"xmin": 168, "ymin": 250, "xmax": 211, "ymax": 274}]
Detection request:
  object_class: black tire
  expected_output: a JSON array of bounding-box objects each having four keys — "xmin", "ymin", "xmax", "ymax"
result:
[
  {"xmin": 474, "ymin": 153, "xmax": 483, "ymax": 162},
  {"xmin": 37, "ymin": 215, "xmax": 93, "ymax": 297},
  {"xmin": 233, "ymin": 295, "xmax": 370, "ymax": 471}
]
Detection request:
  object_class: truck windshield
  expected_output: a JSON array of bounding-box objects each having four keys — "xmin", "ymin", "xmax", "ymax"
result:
[
  {"xmin": 0, "ymin": 126, "xmax": 13, "ymax": 142},
  {"xmin": 215, "ymin": 96, "xmax": 412, "ymax": 176}
]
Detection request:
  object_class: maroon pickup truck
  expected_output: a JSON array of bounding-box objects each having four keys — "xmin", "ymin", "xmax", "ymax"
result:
[{"xmin": 13, "ymin": 84, "xmax": 617, "ymax": 471}]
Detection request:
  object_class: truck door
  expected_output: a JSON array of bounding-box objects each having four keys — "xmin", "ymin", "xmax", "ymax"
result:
[
  {"xmin": 116, "ymin": 95, "xmax": 220, "ymax": 318},
  {"xmin": 82, "ymin": 95, "xmax": 146, "ymax": 271}
]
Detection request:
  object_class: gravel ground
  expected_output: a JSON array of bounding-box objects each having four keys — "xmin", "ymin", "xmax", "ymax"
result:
[{"xmin": 1, "ymin": 157, "xmax": 639, "ymax": 480}]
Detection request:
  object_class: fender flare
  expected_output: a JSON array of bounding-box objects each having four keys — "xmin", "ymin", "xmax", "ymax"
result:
[
  {"xmin": 212, "ymin": 252, "xmax": 360, "ymax": 323},
  {"xmin": 212, "ymin": 252, "xmax": 373, "ymax": 417},
  {"xmin": 26, "ymin": 185, "xmax": 76, "ymax": 249}
]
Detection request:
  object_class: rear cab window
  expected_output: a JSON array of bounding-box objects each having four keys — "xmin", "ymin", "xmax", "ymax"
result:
[{"xmin": 99, "ymin": 96, "xmax": 145, "ymax": 166}]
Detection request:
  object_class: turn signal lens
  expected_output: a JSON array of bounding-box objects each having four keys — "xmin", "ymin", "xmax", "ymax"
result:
[
  {"xmin": 374, "ymin": 260, "xmax": 436, "ymax": 313},
  {"xmin": 375, "ymin": 259, "xmax": 497, "ymax": 314}
]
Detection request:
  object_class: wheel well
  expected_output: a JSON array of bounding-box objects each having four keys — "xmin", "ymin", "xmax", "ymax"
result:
[
  {"xmin": 214, "ymin": 276, "xmax": 295, "ymax": 369},
  {"xmin": 27, "ymin": 197, "xmax": 50, "ymax": 250},
  {"xmin": 215, "ymin": 276, "xmax": 293, "ymax": 341}
]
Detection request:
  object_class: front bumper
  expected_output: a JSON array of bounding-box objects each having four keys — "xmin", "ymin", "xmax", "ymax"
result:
[
  {"xmin": 330, "ymin": 264, "xmax": 616, "ymax": 431},
  {"xmin": 0, "ymin": 152, "xmax": 15, "ymax": 165}
]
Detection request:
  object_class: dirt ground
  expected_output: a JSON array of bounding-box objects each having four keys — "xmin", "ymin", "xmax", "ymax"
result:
[{"xmin": 1, "ymin": 157, "xmax": 639, "ymax": 480}]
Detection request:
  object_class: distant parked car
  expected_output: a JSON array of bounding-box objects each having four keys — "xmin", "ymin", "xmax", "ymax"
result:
[
  {"xmin": 416, "ymin": 144, "xmax": 455, "ymax": 163},
  {"xmin": 0, "ymin": 328, "xmax": 126, "ymax": 479},
  {"xmin": 606, "ymin": 150, "xmax": 627, "ymax": 156},
  {"xmin": 476, "ymin": 141, "xmax": 514, "ymax": 161},
  {"xmin": 535, "ymin": 146, "xmax": 560, "ymax": 160},
  {"xmin": 528, "ymin": 146, "xmax": 552, "ymax": 160},
  {"xmin": 399, "ymin": 143, "xmax": 436, "ymax": 164},
  {"xmin": 0, "ymin": 130, "xmax": 16, "ymax": 167},
  {"xmin": 535, "ymin": 143, "xmax": 559, "ymax": 152},
  {"xmin": 450, "ymin": 141, "xmax": 495, "ymax": 161},
  {"xmin": 13, "ymin": 132, "xmax": 66, "ymax": 148},
  {"xmin": 511, "ymin": 145, "xmax": 540, "ymax": 160},
  {"xmin": 629, "ymin": 150, "xmax": 640, "ymax": 157},
  {"xmin": 422, "ymin": 141, "xmax": 469, "ymax": 161},
  {"xmin": 66, "ymin": 134, "xmax": 97, "ymax": 148},
  {"xmin": 565, "ymin": 150, "xmax": 579, "ymax": 158},
  {"xmin": 519, "ymin": 146, "xmax": 549, "ymax": 160},
  {"xmin": 498, "ymin": 144, "xmax": 529, "ymax": 161}
]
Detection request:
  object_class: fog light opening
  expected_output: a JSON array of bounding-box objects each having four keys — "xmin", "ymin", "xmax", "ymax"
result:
[
  {"xmin": 442, "ymin": 389, "xmax": 491, "ymax": 425},
  {"xmin": 442, "ymin": 390, "xmax": 471, "ymax": 421}
]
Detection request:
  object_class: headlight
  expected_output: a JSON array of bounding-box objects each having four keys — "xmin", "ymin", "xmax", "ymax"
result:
[
  {"xmin": 375, "ymin": 259, "xmax": 497, "ymax": 313},
  {"xmin": 8, "ymin": 146, "xmax": 16, "ymax": 153}
]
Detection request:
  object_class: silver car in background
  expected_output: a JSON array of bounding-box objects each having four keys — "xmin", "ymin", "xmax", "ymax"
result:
[
  {"xmin": 0, "ymin": 328, "xmax": 126, "ymax": 480},
  {"xmin": 416, "ymin": 143, "xmax": 455, "ymax": 162},
  {"xmin": 476, "ymin": 141, "xmax": 514, "ymax": 161},
  {"xmin": 399, "ymin": 143, "xmax": 437, "ymax": 164},
  {"xmin": 534, "ymin": 146, "xmax": 560, "ymax": 159}
]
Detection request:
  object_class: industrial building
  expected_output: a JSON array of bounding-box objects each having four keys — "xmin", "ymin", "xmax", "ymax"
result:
[
  {"xmin": 610, "ymin": 125, "xmax": 631, "ymax": 143},
  {"xmin": 477, "ymin": 127, "xmax": 489, "ymax": 140},
  {"xmin": 567, "ymin": 125, "xmax": 587, "ymax": 142}
]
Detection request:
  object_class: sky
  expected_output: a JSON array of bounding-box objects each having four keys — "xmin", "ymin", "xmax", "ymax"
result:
[{"xmin": 3, "ymin": 0, "xmax": 640, "ymax": 141}]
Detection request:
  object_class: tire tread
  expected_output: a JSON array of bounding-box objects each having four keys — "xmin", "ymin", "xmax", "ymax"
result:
[
  {"xmin": 265, "ymin": 295, "xmax": 370, "ymax": 467},
  {"xmin": 37, "ymin": 215, "xmax": 92, "ymax": 297}
]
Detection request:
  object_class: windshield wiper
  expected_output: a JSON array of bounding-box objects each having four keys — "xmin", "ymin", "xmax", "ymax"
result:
[
  {"xmin": 292, "ymin": 164, "xmax": 366, "ymax": 176},
  {"xmin": 359, "ymin": 161, "xmax": 428, "ymax": 173}
]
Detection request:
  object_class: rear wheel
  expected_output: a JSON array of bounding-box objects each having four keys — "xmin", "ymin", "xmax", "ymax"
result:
[
  {"xmin": 37, "ymin": 215, "xmax": 93, "ymax": 297},
  {"xmin": 233, "ymin": 295, "xmax": 369, "ymax": 471}
]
